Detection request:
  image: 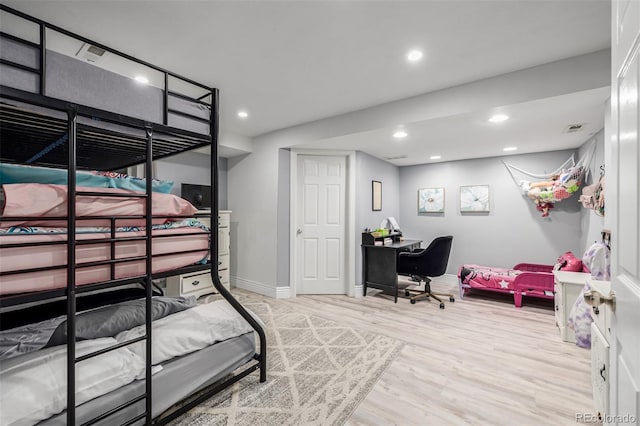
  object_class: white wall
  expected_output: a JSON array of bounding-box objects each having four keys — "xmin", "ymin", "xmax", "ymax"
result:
[
  {"xmin": 579, "ymin": 129, "xmax": 606, "ymax": 255},
  {"xmin": 355, "ymin": 152, "xmax": 401, "ymax": 285},
  {"xmin": 399, "ymin": 149, "xmax": 584, "ymax": 274}
]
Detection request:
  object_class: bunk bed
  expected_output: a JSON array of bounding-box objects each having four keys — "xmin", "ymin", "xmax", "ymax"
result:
[{"xmin": 0, "ymin": 5, "xmax": 266, "ymax": 425}]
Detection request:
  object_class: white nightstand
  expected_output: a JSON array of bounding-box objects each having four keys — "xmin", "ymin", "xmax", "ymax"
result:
[
  {"xmin": 166, "ymin": 210, "xmax": 231, "ymax": 298},
  {"xmin": 553, "ymin": 270, "xmax": 590, "ymax": 343}
]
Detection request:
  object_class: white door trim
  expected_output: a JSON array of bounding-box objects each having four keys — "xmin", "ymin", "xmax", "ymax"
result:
[{"xmin": 290, "ymin": 149, "xmax": 356, "ymax": 298}]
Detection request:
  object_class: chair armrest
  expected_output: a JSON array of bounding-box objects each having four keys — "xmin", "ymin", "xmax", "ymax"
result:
[{"xmin": 398, "ymin": 249, "xmax": 425, "ymax": 258}]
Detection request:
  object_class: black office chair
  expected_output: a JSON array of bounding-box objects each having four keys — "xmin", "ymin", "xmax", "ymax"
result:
[{"xmin": 397, "ymin": 236, "xmax": 454, "ymax": 308}]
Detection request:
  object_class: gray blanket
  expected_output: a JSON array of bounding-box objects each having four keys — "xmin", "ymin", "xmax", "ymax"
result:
[{"xmin": 0, "ymin": 296, "xmax": 196, "ymax": 360}]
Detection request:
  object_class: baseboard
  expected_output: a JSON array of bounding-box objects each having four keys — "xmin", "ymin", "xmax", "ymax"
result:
[
  {"xmin": 232, "ymin": 276, "xmax": 292, "ymax": 299},
  {"xmin": 440, "ymin": 273, "xmax": 459, "ymax": 286},
  {"xmin": 354, "ymin": 285, "xmax": 363, "ymax": 298}
]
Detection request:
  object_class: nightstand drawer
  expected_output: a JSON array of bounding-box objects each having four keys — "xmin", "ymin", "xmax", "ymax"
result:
[
  {"xmin": 181, "ymin": 272, "xmax": 214, "ymax": 295},
  {"xmin": 217, "ymin": 269, "xmax": 230, "ymax": 290},
  {"xmin": 218, "ymin": 213, "xmax": 230, "ymax": 228},
  {"xmin": 218, "ymin": 254, "xmax": 229, "ymax": 270}
]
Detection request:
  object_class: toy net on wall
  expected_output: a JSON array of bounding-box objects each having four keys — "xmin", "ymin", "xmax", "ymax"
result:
[{"xmin": 503, "ymin": 141, "xmax": 596, "ymax": 217}]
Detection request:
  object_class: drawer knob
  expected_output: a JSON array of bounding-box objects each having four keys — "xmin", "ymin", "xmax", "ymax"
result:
[
  {"xmin": 218, "ymin": 261, "xmax": 222, "ymax": 265},
  {"xmin": 600, "ymin": 364, "xmax": 606, "ymax": 381},
  {"xmin": 593, "ymin": 306, "xmax": 600, "ymax": 315},
  {"xmin": 555, "ymin": 305, "xmax": 559, "ymax": 311},
  {"xmin": 192, "ymin": 280, "xmax": 200, "ymax": 286}
]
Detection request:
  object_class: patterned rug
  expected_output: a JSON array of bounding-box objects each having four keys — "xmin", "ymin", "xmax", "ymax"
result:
[{"xmin": 168, "ymin": 293, "xmax": 403, "ymax": 426}]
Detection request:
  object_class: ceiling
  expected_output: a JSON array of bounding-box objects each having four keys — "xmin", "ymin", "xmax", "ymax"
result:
[{"xmin": 3, "ymin": 0, "xmax": 611, "ymax": 164}]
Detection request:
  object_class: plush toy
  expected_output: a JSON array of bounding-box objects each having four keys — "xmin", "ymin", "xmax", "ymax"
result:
[{"xmin": 536, "ymin": 201, "xmax": 554, "ymax": 217}]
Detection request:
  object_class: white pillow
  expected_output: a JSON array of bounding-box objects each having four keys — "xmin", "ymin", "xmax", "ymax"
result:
[
  {"xmin": 116, "ymin": 300, "xmax": 259, "ymax": 365},
  {"xmin": 0, "ymin": 337, "xmax": 145, "ymax": 426}
]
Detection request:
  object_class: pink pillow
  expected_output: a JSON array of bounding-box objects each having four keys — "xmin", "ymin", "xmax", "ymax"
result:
[
  {"xmin": 2, "ymin": 183, "xmax": 197, "ymax": 228},
  {"xmin": 557, "ymin": 251, "xmax": 583, "ymax": 272}
]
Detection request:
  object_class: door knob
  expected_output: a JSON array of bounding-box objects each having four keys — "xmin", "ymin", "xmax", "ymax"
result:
[
  {"xmin": 297, "ymin": 228, "xmax": 302, "ymax": 235},
  {"xmin": 584, "ymin": 290, "xmax": 616, "ymax": 312}
]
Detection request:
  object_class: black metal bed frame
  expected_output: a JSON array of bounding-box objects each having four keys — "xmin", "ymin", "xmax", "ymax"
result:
[{"xmin": 0, "ymin": 5, "xmax": 266, "ymax": 425}]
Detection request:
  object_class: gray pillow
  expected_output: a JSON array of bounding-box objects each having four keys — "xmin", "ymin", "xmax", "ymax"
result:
[{"xmin": 46, "ymin": 296, "xmax": 197, "ymax": 347}]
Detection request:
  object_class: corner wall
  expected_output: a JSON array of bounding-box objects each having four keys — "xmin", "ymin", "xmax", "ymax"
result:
[
  {"xmin": 355, "ymin": 152, "xmax": 401, "ymax": 285},
  {"xmin": 399, "ymin": 149, "xmax": 583, "ymax": 273}
]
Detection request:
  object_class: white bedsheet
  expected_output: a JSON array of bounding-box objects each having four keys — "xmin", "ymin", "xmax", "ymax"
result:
[
  {"xmin": 0, "ymin": 338, "xmax": 145, "ymax": 426},
  {"xmin": 116, "ymin": 300, "xmax": 260, "ymax": 365}
]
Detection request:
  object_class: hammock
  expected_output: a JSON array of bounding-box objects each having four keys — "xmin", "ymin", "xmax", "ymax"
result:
[{"xmin": 503, "ymin": 140, "xmax": 596, "ymax": 217}]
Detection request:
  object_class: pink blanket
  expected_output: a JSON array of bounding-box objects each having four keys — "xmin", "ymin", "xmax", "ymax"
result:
[
  {"xmin": 458, "ymin": 264, "xmax": 520, "ymax": 292},
  {"xmin": 0, "ymin": 224, "xmax": 208, "ymax": 295}
]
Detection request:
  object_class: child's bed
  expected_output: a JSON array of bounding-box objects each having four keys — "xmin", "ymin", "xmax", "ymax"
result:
[
  {"xmin": 458, "ymin": 262, "xmax": 555, "ymax": 307},
  {"xmin": 458, "ymin": 251, "xmax": 586, "ymax": 307}
]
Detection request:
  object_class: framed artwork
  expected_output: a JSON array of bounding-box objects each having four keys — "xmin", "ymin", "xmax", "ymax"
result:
[
  {"xmin": 372, "ymin": 180, "xmax": 382, "ymax": 211},
  {"xmin": 418, "ymin": 187, "xmax": 445, "ymax": 213},
  {"xmin": 460, "ymin": 185, "xmax": 490, "ymax": 212}
]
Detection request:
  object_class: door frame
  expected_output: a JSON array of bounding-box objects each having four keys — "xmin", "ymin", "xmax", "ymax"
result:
[{"xmin": 289, "ymin": 149, "xmax": 356, "ymax": 297}]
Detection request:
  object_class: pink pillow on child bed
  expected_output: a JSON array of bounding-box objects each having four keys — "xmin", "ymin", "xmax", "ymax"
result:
[
  {"xmin": 557, "ymin": 251, "xmax": 583, "ymax": 272},
  {"xmin": 1, "ymin": 183, "xmax": 197, "ymax": 228}
]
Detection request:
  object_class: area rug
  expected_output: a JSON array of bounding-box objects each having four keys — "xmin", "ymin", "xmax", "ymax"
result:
[{"xmin": 168, "ymin": 293, "xmax": 403, "ymax": 426}]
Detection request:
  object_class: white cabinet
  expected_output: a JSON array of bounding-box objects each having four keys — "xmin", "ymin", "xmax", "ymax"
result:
[
  {"xmin": 553, "ymin": 270, "xmax": 589, "ymax": 343},
  {"xmin": 166, "ymin": 210, "xmax": 231, "ymax": 298},
  {"xmin": 588, "ymin": 277, "xmax": 611, "ymax": 422}
]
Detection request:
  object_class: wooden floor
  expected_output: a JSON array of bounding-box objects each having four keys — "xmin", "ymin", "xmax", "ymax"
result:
[{"xmin": 237, "ymin": 277, "xmax": 595, "ymax": 426}]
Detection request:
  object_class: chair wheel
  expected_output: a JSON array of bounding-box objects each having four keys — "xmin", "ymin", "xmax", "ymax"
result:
[
  {"xmin": 439, "ymin": 303, "xmax": 445, "ymax": 309},
  {"xmin": 410, "ymin": 299, "xmax": 416, "ymax": 304},
  {"xmin": 449, "ymin": 297, "xmax": 455, "ymax": 302},
  {"xmin": 405, "ymin": 290, "xmax": 411, "ymax": 297}
]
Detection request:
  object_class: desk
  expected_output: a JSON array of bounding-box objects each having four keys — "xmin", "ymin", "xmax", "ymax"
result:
[{"xmin": 362, "ymin": 239, "xmax": 422, "ymax": 303}]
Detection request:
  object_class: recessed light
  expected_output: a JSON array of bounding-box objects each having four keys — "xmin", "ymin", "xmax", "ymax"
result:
[
  {"xmin": 430, "ymin": 155, "xmax": 441, "ymax": 160},
  {"xmin": 503, "ymin": 146, "xmax": 518, "ymax": 152},
  {"xmin": 489, "ymin": 114, "xmax": 509, "ymax": 123},
  {"xmin": 134, "ymin": 75, "xmax": 149, "ymax": 84},
  {"xmin": 393, "ymin": 130, "xmax": 408, "ymax": 139},
  {"xmin": 237, "ymin": 110, "xmax": 249, "ymax": 119},
  {"xmin": 406, "ymin": 50, "xmax": 423, "ymax": 62}
]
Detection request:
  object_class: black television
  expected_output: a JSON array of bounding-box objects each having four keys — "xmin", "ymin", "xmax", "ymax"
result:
[{"xmin": 181, "ymin": 183, "xmax": 212, "ymax": 209}]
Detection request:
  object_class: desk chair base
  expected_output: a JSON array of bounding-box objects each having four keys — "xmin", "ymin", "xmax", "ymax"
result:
[{"xmin": 404, "ymin": 278, "xmax": 455, "ymax": 309}]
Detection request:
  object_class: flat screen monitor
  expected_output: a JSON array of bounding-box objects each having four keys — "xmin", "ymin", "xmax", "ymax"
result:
[{"xmin": 181, "ymin": 183, "xmax": 211, "ymax": 209}]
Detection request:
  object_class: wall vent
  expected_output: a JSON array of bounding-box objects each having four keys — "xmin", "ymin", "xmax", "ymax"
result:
[
  {"xmin": 76, "ymin": 43, "xmax": 106, "ymax": 63},
  {"xmin": 565, "ymin": 123, "xmax": 585, "ymax": 133}
]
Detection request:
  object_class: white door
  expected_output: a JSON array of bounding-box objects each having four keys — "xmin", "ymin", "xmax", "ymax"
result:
[
  {"xmin": 296, "ymin": 155, "xmax": 346, "ymax": 294},
  {"xmin": 610, "ymin": 1, "xmax": 640, "ymax": 423}
]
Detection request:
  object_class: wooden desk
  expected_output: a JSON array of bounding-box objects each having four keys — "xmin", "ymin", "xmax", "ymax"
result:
[{"xmin": 362, "ymin": 239, "xmax": 422, "ymax": 303}]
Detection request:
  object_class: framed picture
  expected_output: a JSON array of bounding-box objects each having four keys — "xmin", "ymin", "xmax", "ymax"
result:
[
  {"xmin": 418, "ymin": 187, "xmax": 445, "ymax": 213},
  {"xmin": 460, "ymin": 185, "xmax": 490, "ymax": 212},
  {"xmin": 372, "ymin": 180, "xmax": 382, "ymax": 211}
]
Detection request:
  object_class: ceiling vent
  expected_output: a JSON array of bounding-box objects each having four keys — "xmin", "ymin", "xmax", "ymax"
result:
[
  {"xmin": 384, "ymin": 155, "xmax": 408, "ymax": 160},
  {"xmin": 76, "ymin": 43, "xmax": 106, "ymax": 63},
  {"xmin": 565, "ymin": 123, "xmax": 585, "ymax": 133}
]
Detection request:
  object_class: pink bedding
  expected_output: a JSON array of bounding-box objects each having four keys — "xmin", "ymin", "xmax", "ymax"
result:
[
  {"xmin": 1, "ymin": 183, "xmax": 197, "ymax": 227},
  {"xmin": 0, "ymin": 226, "xmax": 209, "ymax": 295},
  {"xmin": 458, "ymin": 264, "xmax": 520, "ymax": 292}
]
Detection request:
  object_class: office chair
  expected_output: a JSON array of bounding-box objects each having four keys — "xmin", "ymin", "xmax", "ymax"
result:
[{"xmin": 397, "ymin": 235, "xmax": 454, "ymax": 308}]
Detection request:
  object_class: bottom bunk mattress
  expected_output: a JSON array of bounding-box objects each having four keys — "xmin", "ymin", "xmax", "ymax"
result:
[
  {"xmin": 0, "ymin": 219, "xmax": 209, "ymax": 295},
  {"xmin": 1, "ymin": 300, "xmax": 260, "ymax": 425},
  {"xmin": 40, "ymin": 332, "xmax": 255, "ymax": 426}
]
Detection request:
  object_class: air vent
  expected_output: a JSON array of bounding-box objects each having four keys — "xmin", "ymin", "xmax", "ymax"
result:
[
  {"xmin": 384, "ymin": 155, "xmax": 408, "ymax": 160},
  {"xmin": 565, "ymin": 123, "xmax": 585, "ymax": 133},
  {"xmin": 76, "ymin": 43, "xmax": 106, "ymax": 63}
]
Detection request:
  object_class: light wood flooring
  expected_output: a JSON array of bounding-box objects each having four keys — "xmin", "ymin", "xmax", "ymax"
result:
[{"xmin": 235, "ymin": 277, "xmax": 594, "ymax": 426}]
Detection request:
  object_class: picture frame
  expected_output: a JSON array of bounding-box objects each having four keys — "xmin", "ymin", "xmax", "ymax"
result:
[
  {"xmin": 418, "ymin": 187, "xmax": 445, "ymax": 213},
  {"xmin": 372, "ymin": 180, "xmax": 382, "ymax": 211},
  {"xmin": 460, "ymin": 185, "xmax": 490, "ymax": 212}
]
